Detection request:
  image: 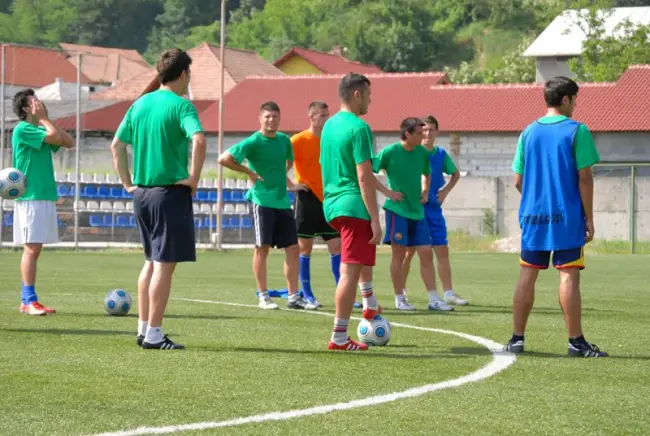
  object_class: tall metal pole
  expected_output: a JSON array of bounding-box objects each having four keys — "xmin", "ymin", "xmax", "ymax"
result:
[
  {"xmin": 74, "ymin": 53, "xmax": 82, "ymax": 249},
  {"xmin": 216, "ymin": 0, "xmax": 227, "ymax": 251},
  {"xmin": 0, "ymin": 44, "xmax": 5, "ymax": 245},
  {"xmin": 629, "ymin": 165, "xmax": 636, "ymax": 254}
]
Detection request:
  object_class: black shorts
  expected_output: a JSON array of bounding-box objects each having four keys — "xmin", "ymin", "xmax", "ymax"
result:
[
  {"xmin": 133, "ymin": 185, "xmax": 196, "ymax": 263},
  {"xmin": 253, "ymin": 204, "xmax": 298, "ymax": 248},
  {"xmin": 294, "ymin": 189, "xmax": 339, "ymax": 241}
]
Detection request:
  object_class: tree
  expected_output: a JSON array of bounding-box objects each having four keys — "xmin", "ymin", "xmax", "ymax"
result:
[
  {"xmin": 568, "ymin": 5, "xmax": 650, "ymax": 81},
  {"xmin": 146, "ymin": 0, "xmax": 192, "ymax": 61}
]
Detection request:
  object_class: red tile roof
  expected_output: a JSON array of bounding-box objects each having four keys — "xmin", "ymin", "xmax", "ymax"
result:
[
  {"xmin": 89, "ymin": 42, "xmax": 283, "ymax": 101},
  {"xmin": 197, "ymin": 66, "xmax": 650, "ymax": 133},
  {"xmin": 60, "ymin": 43, "xmax": 148, "ymax": 65},
  {"xmin": 67, "ymin": 53, "xmax": 151, "ymax": 84},
  {"xmin": 274, "ymin": 47, "xmax": 384, "ymax": 74},
  {"xmin": 1, "ymin": 44, "xmax": 93, "ymax": 88},
  {"xmin": 54, "ymin": 99, "xmax": 215, "ymax": 132}
]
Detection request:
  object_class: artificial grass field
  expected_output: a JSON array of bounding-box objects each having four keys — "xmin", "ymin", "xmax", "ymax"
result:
[{"xmin": 0, "ymin": 249, "xmax": 648, "ymax": 435}]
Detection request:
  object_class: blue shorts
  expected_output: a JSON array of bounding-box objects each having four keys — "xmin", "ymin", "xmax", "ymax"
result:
[
  {"xmin": 383, "ymin": 210, "xmax": 432, "ymax": 247},
  {"xmin": 520, "ymin": 247, "xmax": 585, "ymax": 270},
  {"xmin": 424, "ymin": 207, "xmax": 448, "ymax": 246}
]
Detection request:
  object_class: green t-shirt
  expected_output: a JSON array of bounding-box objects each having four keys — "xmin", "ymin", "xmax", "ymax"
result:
[
  {"xmin": 116, "ymin": 89, "xmax": 203, "ymax": 186},
  {"xmin": 320, "ymin": 111, "xmax": 375, "ymax": 222},
  {"xmin": 12, "ymin": 121, "xmax": 60, "ymax": 202},
  {"xmin": 373, "ymin": 143, "xmax": 431, "ymax": 220},
  {"xmin": 228, "ymin": 131, "xmax": 293, "ymax": 210},
  {"xmin": 512, "ymin": 115, "xmax": 600, "ymax": 175}
]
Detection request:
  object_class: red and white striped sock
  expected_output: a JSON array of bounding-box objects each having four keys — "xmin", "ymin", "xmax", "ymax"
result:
[
  {"xmin": 331, "ymin": 318, "xmax": 349, "ymax": 344},
  {"xmin": 359, "ymin": 281, "xmax": 378, "ymax": 310}
]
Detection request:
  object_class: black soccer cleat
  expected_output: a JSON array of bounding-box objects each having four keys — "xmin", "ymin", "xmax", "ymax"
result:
[
  {"xmin": 568, "ymin": 341, "xmax": 608, "ymax": 358},
  {"xmin": 137, "ymin": 334, "xmax": 144, "ymax": 347},
  {"xmin": 504, "ymin": 339, "xmax": 524, "ymax": 354},
  {"xmin": 141, "ymin": 334, "xmax": 185, "ymax": 350}
]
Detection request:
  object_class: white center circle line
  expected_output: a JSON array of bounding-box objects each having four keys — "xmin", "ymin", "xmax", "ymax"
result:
[{"xmin": 92, "ymin": 298, "xmax": 517, "ymax": 436}]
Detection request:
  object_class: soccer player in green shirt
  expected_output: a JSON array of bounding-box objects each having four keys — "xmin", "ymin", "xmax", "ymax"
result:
[
  {"xmin": 11, "ymin": 89, "xmax": 75, "ymax": 316},
  {"xmin": 218, "ymin": 101, "xmax": 318, "ymax": 312},
  {"xmin": 111, "ymin": 48, "xmax": 207, "ymax": 350}
]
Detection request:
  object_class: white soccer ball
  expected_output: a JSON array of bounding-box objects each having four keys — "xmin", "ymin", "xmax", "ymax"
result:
[
  {"xmin": 357, "ymin": 315, "xmax": 392, "ymax": 346},
  {"xmin": 0, "ymin": 167, "xmax": 26, "ymax": 200},
  {"xmin": 104, "ymin": 289, "xmax": 132, "ymax": 316}
]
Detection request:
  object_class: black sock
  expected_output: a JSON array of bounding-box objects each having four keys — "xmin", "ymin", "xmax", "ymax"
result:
[
  {"xmin": 569, "ymin": 335, "xmax": 587, "ymax": 346},
  {"xmin": 511, "ymin": 334, "xmax": 524, "ymax": 343}
]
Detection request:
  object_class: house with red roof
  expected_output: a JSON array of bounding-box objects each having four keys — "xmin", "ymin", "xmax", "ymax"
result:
[{"xmin": 273, "ymin": 47, "xmax": 384, "ymax": 75}]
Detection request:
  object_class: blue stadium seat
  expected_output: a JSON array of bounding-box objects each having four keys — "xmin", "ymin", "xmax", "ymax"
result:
[
  {"xmin": 221, "ymin": 189, "xmax": 232, "ymax": 202},
  {"xmin": 194, "ymin": 217, "xmax": 203, "ymax": 229},
  {"xmin": 197, "ymin": 190, "xmax": 209, "ymax": 202},
  {"xmin": 203, "ymin": 216, "xmax": 216, "ymax": 229},
  {"xmin": 116, "ymin": 215, "xmax": 130, "ymax": 228},
  {"xmin": 89, "ymin": 215, "xmax": 102, "ymax": 227},
  {"xmin": 231, "ymin": 190, "xmax": 244, "ymax": 202},
  {"xmin": 110, "ymin": 187, "xmax": 123, "ymax": 199},
  {"xmin": 208, "ymin": 190, "xmax": 217, "ymax": 202},
  {"xmin": 57, "ymin": 184, "xmax": 70, "ymax": 197},
  {"xmin": 4, "ymin": 211, "xmax": 13, "ymax": 227},
  {"xmin": 98, "ymin": 186, "xmax": 111, "ymax": 199},
  {"xmin": 122, "ymin": 188, "xmax": 133, "ymax": 200},
  {"xmin": 288, "ymin": 191, "xmax": 296, "ymax": 202},
  {"xmin": 242, "ymin": 217, "xmax": 253, "ymax": 229},
  {"xmin": 129, "ymin": 216, "xmax": 136, "ymax": 228},
  {"xmin": 103, "ymin": 215, "xmax": 113, "ymax": 227},
  {"xmin": 230, "ymin": 216, "xmax": 240, "ymax": 229},
  {"xmin": 83, "ymin": 185, "xmax": 98, "ymax": 198}
]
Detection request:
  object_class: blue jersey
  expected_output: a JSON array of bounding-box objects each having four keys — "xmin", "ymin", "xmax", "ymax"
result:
[
  {"xmin": 425, "ymin": 147, "xmax": 447, "ymax": 214},
  {"xmin": 519, "ymin": 118, "xmax": 585, "ymax": 251}
]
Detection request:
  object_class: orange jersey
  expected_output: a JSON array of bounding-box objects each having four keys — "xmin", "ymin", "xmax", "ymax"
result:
[{"xmin": 291, "ymin": 130, "xmax": 324, "ymax": 202}]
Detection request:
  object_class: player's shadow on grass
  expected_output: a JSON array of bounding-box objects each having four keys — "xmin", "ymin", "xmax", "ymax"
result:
[
  {"xmin": 0, "ymin": 327, "xmax": 133, "ymax": 336},
  {"xmin": 196, "ymin": 346, "xmax": 483, "ymax": 359},
  {"xmin": 448, "ymin": 305, "xmax": 614, "ymax": 315},
  {"xmin": 63, "ymin": 313, "xmax": 242, "ymax": 322}
]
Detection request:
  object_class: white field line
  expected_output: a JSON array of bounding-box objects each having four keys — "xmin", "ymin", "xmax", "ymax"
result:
[{"xmin": 92, "ymin": 297, "xmax": 517, "ymax": 436}]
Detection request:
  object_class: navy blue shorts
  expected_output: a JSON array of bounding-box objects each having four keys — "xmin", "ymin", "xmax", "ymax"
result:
[
  {"xmin": 383, "ymin": 210, "xmax": 432, "ymax": 247},
  {"xmin": 253, "ymin": 204, "xmax": 298, "ymax": 248},
  {"xmin": 133, "ymin": 185, "xmax": 196, "ymax": 263},
  {"xmin": 520, "ymin": 247, "xmax": 585, "ymax": 270}
]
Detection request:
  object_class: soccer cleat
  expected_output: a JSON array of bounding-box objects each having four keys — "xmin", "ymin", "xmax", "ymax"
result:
[
  {"xmin": 328, "ymin": 337, "xmax": 369, "ymax": 351},
  {"xmin": 259, "ymin": 296, "xmax": 279, "ymax": 310},
  {"xmin": 396, "ymin": 299, "xmax": 416, "ymax": 311},
  {"xmin": 504, "ymin": 339, "xmax": 525, "ymax": 354},
  {"xmin": 137, "ymin": 334, "xmax": 144, "ymax": 347},
  {"xmin": 304, "ymin": 296, "xmax": 322, "ymax": 308},
  {"xmin": 287, "ymin": 296, "xmax": 319, "ymax": 310},
  {"xmin": 141, "ymin": 335, "xmax": 185, "ymax": 350},
  {"xmin": 444, "ymin": 292, "xmax": 469, "ymax": 306},
  {"xmin": 20, "ymin": 302, "xmax": 49, "ymax": 316},
  {"xmin": 427, "ymin": 300, "xmax": 454, "ymax": 312},
  {"xmin": 568, "ymin": 341, "xmax": 608, "ymax": 358},
  {"xmin": 362, "ymin": 304, "xmax": 384, "ymax": 320}
]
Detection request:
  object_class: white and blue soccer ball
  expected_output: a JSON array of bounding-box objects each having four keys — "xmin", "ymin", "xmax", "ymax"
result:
[
  {"xmin": 0, "ymin": 167, "xmax": 26, "ymax": 200},
  {"xmin": 357, "ymin": 315, "xmax": 392, "ymax": 346},
  {"xmin": 104, "ymin": 289, "xmax": 132, "ymax": 316}
]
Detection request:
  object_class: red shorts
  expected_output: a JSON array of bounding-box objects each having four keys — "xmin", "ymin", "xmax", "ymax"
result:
[{"xmin": 329, "ymin": 216, "xmax": 376, "ymax": 266}]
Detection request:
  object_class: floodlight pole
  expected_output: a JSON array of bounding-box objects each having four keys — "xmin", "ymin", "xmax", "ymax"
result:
[
  {"xmin": 74, "ymin": 53, "xmax": 82, "ymax": 249},
  {"xmin": 216, "ymin": 0, "xmax": 227, "ymax": 251}
]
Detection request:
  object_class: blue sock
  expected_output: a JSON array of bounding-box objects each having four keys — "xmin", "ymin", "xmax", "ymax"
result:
[
  {"xmin": 330, "ymin": 254, "xmax": 341, "ymax": 285},
  {"xmin": 299, "ymin": 255, "xmax": 315, "ymax": 300},
  {"xmin": 21, "ymin": 282, "xmax": 38, "ymax": 305}
]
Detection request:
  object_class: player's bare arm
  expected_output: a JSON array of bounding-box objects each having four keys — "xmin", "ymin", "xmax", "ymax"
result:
[
  {"xmin": 218, "ymin": 152, "xmax": 263, "ymax": 183},
  {"xmin": 174, "ymin": 132, "xmax": 206, "ymax": 196},
  {"xmin": 31, "ymin": 100, "xmax": 74, "ymax": 148},
  {"xmin": 578, "ymin": 166, "xmax": 595, "ymax": 243},
  {"xmin": 421, "ymin": 174, "xmax": 431, "ymax": 204},
  {"xmin": 374, "ymin": 170, "xmax": 403, "ymax": 202},
  {"xmin": 286, "ymin": 159, "xmax": 306, "ymax": 191},
  {"xmin": 514, "ymin": 173, "xmax": 523, "ymax": 194},
  {"xmin": 437, "ymin": 171, "xmax": 460, "ymax": 204},
  {"xmin": 357, "ymin": 161, "xmax": 382, "ymax": 244},
  {"xmin": 110, "ymin": 137, "xmax": 136, "ymax": 193}
]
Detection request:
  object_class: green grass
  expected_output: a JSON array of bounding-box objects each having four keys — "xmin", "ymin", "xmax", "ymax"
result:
[{"xmin": 1, "ymin": 250, "xmax": 649, "ymax": 435}]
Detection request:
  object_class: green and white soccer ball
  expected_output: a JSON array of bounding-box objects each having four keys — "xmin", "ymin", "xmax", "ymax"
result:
[
  {"xmin": 104, "ymin": 289, "xmax": 132, "ymax": 316},
  {"xmin": 357, "ymin": 315, "xmax": 392, "ymax": 346},
  {"xmin": 0, "ymin": 167, "xmax": 26, "ymax": 200}
]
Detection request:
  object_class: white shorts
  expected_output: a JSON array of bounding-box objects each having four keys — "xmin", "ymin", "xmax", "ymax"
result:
[{"xmin": 13, "ymin": 200, "xmax": 59, "ymax": 245}]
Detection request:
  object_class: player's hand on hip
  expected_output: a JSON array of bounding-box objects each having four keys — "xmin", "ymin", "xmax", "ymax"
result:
[
  {"xmin": 585, "ymin": 219, "xmax": 595, "ymax": 243},
  {"xmin": 248, "ymin": 171, "xmax": 263, "ymax": 184},
  {"xmin": 436, "ymin": 189, "xmax": 448, "ymax": 205},
  {"xmin": 387, "ymin": 190, "xmax": 404, "ymax": 202},
  {"xmin": 175, "ymin": 177, "xmax": 199, "ymax": 196},
  {"xmin": 420, "ymin": 189, "xmax": 430, "ymax": 204},
  {"xmin": 124, "ymin": 185, "xmax": 138, "ymax": 194},
  {"xmin": 369, "ymin": 218, "xmax": 383, "ymax": 245},
  {"xmin": 290, "ymin": 183, "xmax": 308, "ymax": 192}
]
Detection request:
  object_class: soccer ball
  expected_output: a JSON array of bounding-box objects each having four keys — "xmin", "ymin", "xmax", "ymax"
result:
[
  {"xmin": 0, "ymin": 167, "xmax": 26, "ymax": 200},
  {"xmin": 357, "ymin": 315, "xmax": 392, "ymax": 346},
  {"xmin": 104, "ymin": 289, "xmax": 132, "ymax": 316}
]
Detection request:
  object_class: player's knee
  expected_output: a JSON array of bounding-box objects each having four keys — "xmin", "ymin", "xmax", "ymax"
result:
[
  {"xmin": 559, "ymin": 269, "xmax": 579, "ymax": 285},
  {"xmin": 255, "ymin": 246, "xmax": 270, "ymax": 257},
  {"xmin": 23, "ymin": 243, "xmax": 42, "ymax": 257},
  {"xmin": 417, "ymin": 246, "xmax": 433, "ymax": 263},
  {"xmin": 327, "ymin": 238, "xmax": 341, "ymax": 255}
]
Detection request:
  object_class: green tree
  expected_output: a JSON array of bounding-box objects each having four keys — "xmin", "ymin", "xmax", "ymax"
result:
[
  {"xmin": 568, "ymin": 4, "xmax": 650, "ymax": 81},
  {"xmin": 146, "ymin": 0, "xmax": 191, "ymax": 61}
]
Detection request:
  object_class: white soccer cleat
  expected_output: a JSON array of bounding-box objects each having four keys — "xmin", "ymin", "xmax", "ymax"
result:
[
  {"xmin": 259, "ymin": 297, "xmax": 279, "ymax": 310},
  {"xmin": 395, "ymin": 299, "xmax": 416, "ymax": 311},
  {"xmin": 428, "ymin": 300, "xmax": 454, "ymax": 312},
  {"xmin": 444, "ymin": 292, "xmax": 469, "ymax": 306}
]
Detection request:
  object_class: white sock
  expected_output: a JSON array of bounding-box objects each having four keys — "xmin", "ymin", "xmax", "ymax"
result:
[
  {"xmin": 331, "ymin": 318, "xmax": 349, "ymax": 344},
  {"xmin": 359, "ymin": 282, "xmax": 378, "ymax": 309},
  {"xmin": 137, "ymin": 320, "xmax": 148, "ymax": 336},
  {"xmin": 444, "ymin": 290, "xmax": 455, "ymax": 298},
  {"xmin": 395, "ymin": 293, "xmax": 406, "ymax": 306},
  {"xmin": 428, "ymin": 290, "xmax": 441, "ymax": 305},
  {"xmin": 144, "ymin": 326, "xmax": 164, "ymax": 344},
  {"xmin": 403, "ymin": 288, "xmax": 408, "ymax": 296},
  {"xmin": 289, "ymin": 293, "xmax": 300, "ymax": 302},
  {"xmin": 259, "ymin": 290, "xmax": 269, "ymax": 300}
]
